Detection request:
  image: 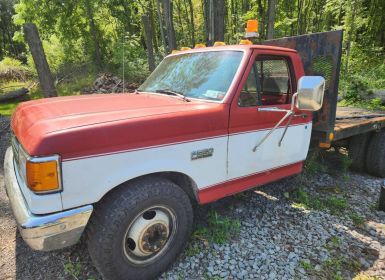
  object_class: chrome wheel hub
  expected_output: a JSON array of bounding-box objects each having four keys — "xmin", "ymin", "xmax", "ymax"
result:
[{"xmin": 123, "ymin": 206, "xmax": 176, "ymax": 264}]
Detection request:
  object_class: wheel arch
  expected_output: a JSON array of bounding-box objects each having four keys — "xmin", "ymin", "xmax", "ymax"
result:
[{"xmin": 98, "ymin": 171, "xmax": 200, "ymax": 206}]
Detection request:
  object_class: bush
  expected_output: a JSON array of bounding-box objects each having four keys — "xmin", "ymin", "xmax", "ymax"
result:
[
  {"xmin": 340, "ymin": 44, "xmax": 385, "ymax": 104},
  {"xmin": 0, "ymin": 57, "xmax": 33, "ymax": 82},
  {"xmin": 108, "ymin": 33, "xmax": 150, "ymax": 83}
]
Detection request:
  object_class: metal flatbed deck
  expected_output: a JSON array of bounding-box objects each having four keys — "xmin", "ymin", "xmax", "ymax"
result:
[{"xmin": 333, "ymin": 107, "xmax": 385, "ymax": 141}]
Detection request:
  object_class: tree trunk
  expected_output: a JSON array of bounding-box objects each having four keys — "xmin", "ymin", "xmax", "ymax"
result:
[
  {"xmin": 186, "ymin": 0, "xmax": 196, "ymax": 46},
  {"xmin": 163, "ymin": 0, "xmax": 177, "ymax": 52},
  {"xmin": 266, "ymin": 0, "xmax": 276, "ymax": 39},
  {"xmin": 214, "ymin": 0, "xmax": 225, "ymax": 42},
  {"xmin": 344, "ymin": 0, "xmax": 357, "ymax": 76},
  {"xmin": 142, "ymin": 14, "xmax": 156, "ymax": 71},
  {"xmin": 203, "ymin": 0, "xmax": 210, "ymax": 44},
  {"xmin": 0, "ymin": 88, "xmax": 29, "ymax": 103},
  {"xmin": 84, "ymin": 0, "xmax": 103, "ymax": 70},
  {"xmin": 23, "ymin": 23, "xmax": 57, "ymax": 98},
  {"xmin": 175, "ymin": 0, "xmax": 185, "ymax": 45},
  {"xmin": 257, "ymin": 0, "xmax": 265, "ymax": 38},
  {"xmin": 156, "ymin": 0, "xmax": 168, "ymax": 53},
  {"xmin": 207, "ymin": 0, "xmax": 225, "ymax": 44},
  {"xmin": 149, "ymin": 0, "xmax": 159, "ymax": 54}
]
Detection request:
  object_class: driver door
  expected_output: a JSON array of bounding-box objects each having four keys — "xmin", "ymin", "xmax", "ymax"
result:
[{"xmin": 227, "ymin": 51, "xmax": 312, "ymax": 183}]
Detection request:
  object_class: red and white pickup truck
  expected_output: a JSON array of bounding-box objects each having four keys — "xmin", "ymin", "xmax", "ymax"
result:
[{"xmin": 4, "ymin": 31, "xmax": 385, "ymax": 279}]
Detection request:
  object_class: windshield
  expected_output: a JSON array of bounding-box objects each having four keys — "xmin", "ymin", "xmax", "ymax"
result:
[{"xmin": 138, "ymin": 51, "xmax": 243, "ymax": 101}]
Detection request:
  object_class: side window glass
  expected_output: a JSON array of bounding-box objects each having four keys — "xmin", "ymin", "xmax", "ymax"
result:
[
  {"xmin": 259, "ymin": 59, "xmax": 291, "ymax": 105},
  {"xmin": 238, "ymin": 57, "xmax": 292, "ymax": 107},
  {"xmin": 238, "ymin": 65, "xmax": 259, "ymax": 107}
]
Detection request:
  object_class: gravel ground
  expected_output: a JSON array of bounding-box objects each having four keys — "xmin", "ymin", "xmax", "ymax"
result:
[{"xmin": 1, "ymin": 114, "xmax": 385, "ymax": 280}]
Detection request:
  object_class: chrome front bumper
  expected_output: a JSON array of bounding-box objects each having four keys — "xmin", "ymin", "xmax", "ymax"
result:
[{"xmin": 4, "ymin": 147, "xmax": 93, "ymax": 251}]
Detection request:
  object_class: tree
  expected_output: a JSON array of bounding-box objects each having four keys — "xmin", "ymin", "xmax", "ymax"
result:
[
  {"xmin": 205, "ymin": 0, "xmax": 225, "ymax": 45},
  {"xmin": 142, "ymin": 14, "xmax": 155, "ymax": 71},
  {"xmin": 84, "ymin": 0, "xmax": 103, "ymax": 70},
  {"xmin": 266, "ymin": 0, "xmax": 276, "ymax": 39},
  {"xmin": 23, "ymin": 23, "xmax": 57, "ymax": 97},
  {"xmin": 163, "ymin": 0, "xmax": 177, "ymax": 52},
  {"xmin": 156, "ymin": 0, "xmax": 168, "ymax": 53}
]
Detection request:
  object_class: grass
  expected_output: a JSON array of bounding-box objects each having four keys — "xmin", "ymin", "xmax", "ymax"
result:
[
  {"xmin": 185, "ymin": 243, "xmax": 201, "ymax": 257},
  {"xmin": 192, "ymin": 211, "xmax": 240, "ymax": 245},
  {"xmin": 291, "ymin": 187, "xmax": 348, "ymax": 215},
  {"xmin": 303, "ymin": 150, "xmax": 328, "ymax": 177},
  {"xmin": 349, "ymin": 212, "xmax": 365, "ymax": 227},
  {"xmin": 299, "ymin": 259, "xmax": 314, "ymax": 271},
  {"xmin": 0, "ymin": 74, "xmax": 95, "ymax": 116},
  {"xmin": 325, "ymin": 236, "xmax": 341, "ymax": 251},
  {"xmin": 63, "ymin": 260, "xmax": 82, "ymax": 279},
  {"xmin": 339, "ymin": 98, "xmax": 385, "ymax": 112},
  {"xmin": 303, "ymin": 149, "xmax": 352, "ymax": 178}
]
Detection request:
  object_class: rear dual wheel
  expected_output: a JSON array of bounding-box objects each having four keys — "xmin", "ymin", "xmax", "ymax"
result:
[
  {"xmin": 87, "ymin": 176, "xmax": 193, "ymax": 280},
  {"xmin": 366, "ymin": 130, "xmax": 385, "ymax": 177},
  {"xmin": 348, "ymin": 133, "xmax": 372, "ymax": 172},
  {"xmin": 348, "ymin": 130, "xmax": 385, "ymax": 177}
]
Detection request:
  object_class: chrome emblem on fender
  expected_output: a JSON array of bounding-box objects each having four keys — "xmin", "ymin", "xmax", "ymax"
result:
[{"xmin": 191, "ymin": 148, "xmax": 214, "ymax": 160}]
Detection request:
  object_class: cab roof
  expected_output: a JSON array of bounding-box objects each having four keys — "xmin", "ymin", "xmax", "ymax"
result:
[{"xmin": 168, "ymin": 44, "xmax": 298, "ymax": 57}]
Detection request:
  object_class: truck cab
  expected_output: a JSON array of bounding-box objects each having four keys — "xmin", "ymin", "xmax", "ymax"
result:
[{"xmin": 4, "ymin": 41, "xmax": 329, "ymax": 280}]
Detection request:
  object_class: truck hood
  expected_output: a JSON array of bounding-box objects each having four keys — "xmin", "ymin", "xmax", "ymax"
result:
[{"xmin": 12, "ymin": 93, "xmax": 229, "ymax": 159}]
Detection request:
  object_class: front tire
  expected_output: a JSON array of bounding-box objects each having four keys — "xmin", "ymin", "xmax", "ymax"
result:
[{"xmin": 87, "ymin": 176, "xmax": 193, "ymax": 280}]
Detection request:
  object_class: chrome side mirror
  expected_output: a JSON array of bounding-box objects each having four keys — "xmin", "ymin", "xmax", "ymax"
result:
[{"xmin": 296, "ymin": 76, "xmax": 325, "ymax": 111}]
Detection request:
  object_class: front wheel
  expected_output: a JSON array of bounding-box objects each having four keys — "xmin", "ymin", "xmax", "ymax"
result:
[{"xmin": 87, "ymin": 176, "xmax": 193, "ymax": 280}]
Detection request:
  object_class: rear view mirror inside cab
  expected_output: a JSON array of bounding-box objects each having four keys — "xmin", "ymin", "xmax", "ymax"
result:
[{"xmin": 296, "ymin": 76, "xmax": 325, "ymax": 111}]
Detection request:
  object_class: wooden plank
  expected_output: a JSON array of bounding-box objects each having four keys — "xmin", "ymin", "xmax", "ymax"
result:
[{"xmin": 334, "ymin": 116, "xmax": 385, "ymax": 140}]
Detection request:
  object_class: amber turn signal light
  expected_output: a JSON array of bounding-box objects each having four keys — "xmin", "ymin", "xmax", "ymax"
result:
[{"xmin": 26, "ymin": 161, "xmax": 60, "ymax": 192}]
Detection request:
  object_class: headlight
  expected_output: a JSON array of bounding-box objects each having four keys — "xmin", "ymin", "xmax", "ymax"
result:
[{"xmin": 12, "ymin": 134, "xmax": 62, "ymax": 194}]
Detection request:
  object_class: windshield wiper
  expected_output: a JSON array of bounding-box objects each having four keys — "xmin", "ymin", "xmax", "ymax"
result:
[{"xmin": 155, "ymin": 89, "xmax": 190, "ymax": 102}]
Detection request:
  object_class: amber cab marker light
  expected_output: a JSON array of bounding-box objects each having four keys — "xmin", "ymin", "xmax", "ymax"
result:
[
  {"xmin": 213, "ymin": 41, "xmax": 226, "ymax": 46},
  {"xmin": 194, "ymin": 43, "xmax": 205, "ymax": 48},
  {"xmin": 26, "ymin": 161, "xmax": 60, "ymax": 192},
  {"xmin": 240, "ymin": 39, "xmax": 252, "ymax": 45}
]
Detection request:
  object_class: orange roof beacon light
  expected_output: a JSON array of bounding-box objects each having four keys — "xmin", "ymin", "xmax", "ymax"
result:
[
  {"xmin": 180, "ymin": 47, "xmax": 191, "ymax": 51},
  {"xmin": 194, "ymin": 43, "xmax": 206, "ymax": 48},
  {"xmin": 239, "ymin": 39, "xmax": 253, "ymax": 45},
  {"xmin": 245, "ymin": 19, "xmax": 259, "ymax": 38},
  {"xmin": 213, "ymin": 41, "xmax": 226, "ymax": 46}
]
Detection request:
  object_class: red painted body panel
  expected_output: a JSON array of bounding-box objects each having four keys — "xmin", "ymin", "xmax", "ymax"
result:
[
  {"xmin": 12, "ymin": 93, "xmax": 230, "ymax": 159},
  {"xmin": 198, "ymin": 161, "xmax": 303, "ymax": 204}
]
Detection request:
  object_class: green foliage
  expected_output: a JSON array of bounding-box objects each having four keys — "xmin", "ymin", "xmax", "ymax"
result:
[
  {"xmin": 340, "ymin": 44, "xmax": 385, "ymax": 108},
  {"xmin": 292, "ymin": 187, "xmax": 347, "ymax": 215},
  {"xmin": 63, "ymin": 260, "xmax": 82, "ymax": 279},
  {"xmin": 299, "ymin": 259, "xmax": 314, "ymax": 271},
  {"xmin": 303, "ymin": 150, "xmax": 327, "ymax": 177},
  {"xmin": 0, "ymin": 57, "xmax": 33, "ymax": 82},
  {"xmin": 109, "ymin": 34, "xmax": 150, "ymax": 83},
  {"xmin": 349, "ymin": 212, "xmax": 365, "ymax": 227},
  {"xmin": 26, "ymin": 35, "xmax": 74, "ymax": 74},
  {"xmin": 193, "ymin": 211, "xmax": 240, "ymax": 245},
  {"xmin": 0, "ymin": 57, "xmax": 22, "ymax": 68}
]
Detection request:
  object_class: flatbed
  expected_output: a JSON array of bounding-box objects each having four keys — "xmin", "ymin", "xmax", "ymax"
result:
[{"xmin": 334, "ymin": 107, "xmax": 385, "ymax": 141}]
